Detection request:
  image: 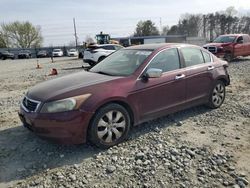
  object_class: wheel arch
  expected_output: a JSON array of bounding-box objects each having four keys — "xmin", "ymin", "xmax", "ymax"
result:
[
  {"xmin": 216, "ymin": 76, "xmax": 230, "ymax": 86},
  {"xmin": 90, "ymin": 100, "xmax": 135, "ymax": 126}
]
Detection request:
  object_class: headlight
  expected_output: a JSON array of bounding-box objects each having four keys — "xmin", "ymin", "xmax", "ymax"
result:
[{"xmin": 40, "ymin": 94, "xmax": 91, "ymax": 113}]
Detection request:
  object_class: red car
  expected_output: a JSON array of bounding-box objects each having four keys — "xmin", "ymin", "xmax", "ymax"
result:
[
  {"xmin": 19, "ymin": 43, "xmax": 230, "ymax": 148},
  {"xmin": 203, "ymin": 34, "xmax": 250, "ymax": 62}
]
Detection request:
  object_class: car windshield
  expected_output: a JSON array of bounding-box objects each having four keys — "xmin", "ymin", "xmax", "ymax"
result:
[
  {"xmin": 53, "ymin": 49, "xmax": 61, "ymax": 52},
  {"xmin": 90, "ymin": 49, "xmax": 153, "ymax": 76},
  {"xmin": 70, "ymin": 49, "xmax": 76, "ymax": 52},
  {"xmin": 213, "ymin": 36, "xmax": 236, "ymax": 43}
]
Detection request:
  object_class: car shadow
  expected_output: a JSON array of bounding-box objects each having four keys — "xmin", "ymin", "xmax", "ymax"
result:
[
  {"xmin": 231, "ymin": 57, "xmax": 250, "ymax": 63},
  {"xmin": 0, "ymin": 105, "xmax": 211, "ymax": 184}
]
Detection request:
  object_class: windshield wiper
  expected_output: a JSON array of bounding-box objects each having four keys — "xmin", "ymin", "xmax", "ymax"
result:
[{"xmin": 95, "ymin": 71, "xmax": 114, "ymax": 76}]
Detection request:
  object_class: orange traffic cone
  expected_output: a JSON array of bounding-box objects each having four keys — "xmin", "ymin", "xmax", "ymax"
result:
[{"xmin": 49, "ymin": 68, "xmax": 58, "ymax": 76}]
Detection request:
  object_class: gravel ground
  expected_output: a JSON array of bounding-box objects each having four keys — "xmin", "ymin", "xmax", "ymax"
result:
[{"xmin": 0, "ymin": 57, "xmax": 249, "ymax": 188}]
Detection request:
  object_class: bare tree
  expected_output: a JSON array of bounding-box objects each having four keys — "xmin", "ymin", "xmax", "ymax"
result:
[{"xmin": 0, "ymin": 21, "xmax": 43, "ymax": 48}]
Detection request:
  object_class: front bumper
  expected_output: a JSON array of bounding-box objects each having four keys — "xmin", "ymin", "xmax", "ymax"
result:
[{"xmin": 18, "ymin": 107, "xmax": 94, "ymax": 144}]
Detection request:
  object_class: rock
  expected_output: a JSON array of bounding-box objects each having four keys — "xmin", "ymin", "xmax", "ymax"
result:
[
  {"xmin": 106, "ymin": 165, "xmax": 116, "ymax": 173},
  {"xmin": 200, "ymin": 131, "xmax": 205, "ymax": 134},
  {"xmin": 112, "ymin": 156, "xmax": 118, "ymax": 162},
  {"xmin": 170, "ymin": 148, "xmax": 179, "ymax": 156},
  {"xmin": 176, "ymin": 121, "xmax": 183, "ymax": 126},
  {"xmin": 69, "ymin": 174, "xmax": 76, "ymax": 181},
  {"xmin": 135, "ymin": 152, "xmax": 145, "ymax": 160},
  {"xmin": 236, "ymin": 177, "xmax": 249, "ymax": 185},
  {"xmin": 223, "ymin": 181, "xmax": 229, "ymax": 186},
  {"xmin": 186, "ymin": 149, "xmax": 195, "ymax": 158}
]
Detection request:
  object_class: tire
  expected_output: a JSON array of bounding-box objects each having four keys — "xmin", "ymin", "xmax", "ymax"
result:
[
  {"xmin": 207, "ymin": 80, "xmax": 226, "ymax": 109},
  {"xmin": 98, "ymin": 56, "xmax": 106, "ymax": 63},
  {"xmin": 88, "ymin": 103, "xmax": 131, "ymax": 148},
  {"xmin": 224, "ymin": 52, "xmax": 233, "ymax": 62}
]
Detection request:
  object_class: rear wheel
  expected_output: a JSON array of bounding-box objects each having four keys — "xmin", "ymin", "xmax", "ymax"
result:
[
  {"xmin": 88, "ymin": 103, "xmax": 131, "ymax": 148},
  {"xmin": 98, "ymin": 56, "xmax": 106, "ymax": 63},
  {"xmin": 207, "ymin": 80, "xmax": 226, "ymax": 109}
]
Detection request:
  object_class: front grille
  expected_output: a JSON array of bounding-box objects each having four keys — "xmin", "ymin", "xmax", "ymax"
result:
[
  {"xmin": 22, "ymin": 97, "xmax": 40, "ymax": 112},
  {"xmin": 204, "ymin": 46, "xmax": 217, "ymax": 54}
]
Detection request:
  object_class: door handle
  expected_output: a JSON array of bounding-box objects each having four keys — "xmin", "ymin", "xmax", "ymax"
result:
[
  {"xmin": 207, "ymin": 66, "xmax": 214, "ymax": 71},
  {"xmin": 175, "ymin": 74, "xmax": 185, "ymax": 80}
]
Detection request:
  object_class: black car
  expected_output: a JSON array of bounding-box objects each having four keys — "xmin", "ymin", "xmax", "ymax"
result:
[
  {"xmin": 0, "ymin": 51, "xmax": 15, "ymax": 60},
  {"xmin": 37, "ymin": 50, "xmax": 48, "ymax": 58},
  {"xmin": 18, "ymin": 50, "xmax": 32, "ymax": 59}
]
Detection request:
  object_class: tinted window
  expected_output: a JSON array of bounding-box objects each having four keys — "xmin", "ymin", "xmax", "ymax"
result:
[
  {"xmin": 202, "ymin": 51, "xmax": 212, "ymax": 63},
  {"xmin": 236, "ymin": 36, "xmax": 243, "ymax": 43},
  {"xmin": 181, "ymin": 48, "xmax": 204, "ymax": 67},
  {"xmin": 114, "ymin": 45, "xmax": 123, "ymax": 50},
  {"xmin": 102, "ymin": 45, "xmax": 115, "ymax": 50},
  {"xmin": 147, "ymin": 48, "xmax": 180, "ymax": 73}
]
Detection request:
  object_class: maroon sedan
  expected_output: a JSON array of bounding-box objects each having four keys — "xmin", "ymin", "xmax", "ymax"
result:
[{"xmin": 19, "ymin": 43, "xmax": 230, "ymax": 148}]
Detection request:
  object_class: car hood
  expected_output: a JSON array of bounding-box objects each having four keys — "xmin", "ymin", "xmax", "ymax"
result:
[
  {"xmin": 203, "ymin": 42, "xmax": 232, "ymax": 47},
  {"xmin": 27, "ymin": 71, "xmax": 121, "ymax": 101}
]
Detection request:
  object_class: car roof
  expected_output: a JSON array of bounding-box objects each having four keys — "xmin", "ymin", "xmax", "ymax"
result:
[
  {"xmin": 219, "ymin": 34, "xmax": 247, "ymax": 37},
  {"xmin": 126, "ymin": 43, "xmax": 197, "ymax": 51}
]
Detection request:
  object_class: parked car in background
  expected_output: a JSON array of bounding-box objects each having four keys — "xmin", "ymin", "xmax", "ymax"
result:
[
  {"xmin": 52, "ymin": 49, "xmax": 63, "ymax": 57},
  {"xmin": 203, "ymin": 34, "xmax": 250, "ymax": 62},
  {"xmin": 18, "ymin": 50, "xmax": 31, "ymax": 59},
  {"xmin": 19, "ymin": 43, "xmax": 230, "ymax": 148},
  {"xmin": 83, "ymin": 44, "xmax": 123, "ymax": 66},
  {"xmin": 0, "ymin": 51, "xmax": 15, "ymax": 60},
  {"xmin": 37, "ymin": 50, "xmax": 48, "ymax": 58},
  {"xmin": 67, "ymin": 48, "xmax": 78, "ymax": 57}
]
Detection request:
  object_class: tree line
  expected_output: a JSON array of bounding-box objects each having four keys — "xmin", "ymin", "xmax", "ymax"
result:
[{"xmin": 134, "ymin": 7, "xmax": 250, "ymax": 41}]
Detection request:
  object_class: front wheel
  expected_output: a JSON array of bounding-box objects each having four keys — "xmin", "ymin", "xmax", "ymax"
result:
[
  {"xmin": 88, "ymin": 103, "xmax": 131, "ymax": 148},
  {"xmin": 207, "ymin": 80, "xmax": 226, "ymax": 109},
  {"xmin": 224, "ymin": 52, "xmax": 233, "ymax": 62}
]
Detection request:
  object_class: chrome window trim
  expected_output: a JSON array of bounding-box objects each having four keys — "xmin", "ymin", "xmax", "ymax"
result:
[{"xmin": 21, "ymin": 96, "xmax": 41, "ymax": 113}]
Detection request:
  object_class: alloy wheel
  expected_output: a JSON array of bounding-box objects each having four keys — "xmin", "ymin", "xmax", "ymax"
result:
[
  {"xmin": 97, "ymin": 110, "xmax": 126, "ymax": 143},
  {"xmin": 212, "ymin": 83, "xmax": 225, "ymax": 107}
]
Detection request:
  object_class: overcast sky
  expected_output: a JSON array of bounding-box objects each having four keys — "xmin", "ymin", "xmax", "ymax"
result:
[{"xmin": 1, "ymin": 0, "xmax": 250, "ymax": 46}]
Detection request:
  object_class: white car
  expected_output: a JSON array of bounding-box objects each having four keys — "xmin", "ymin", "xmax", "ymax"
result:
[
  {"xmin": 52, "ymin": 49, "xmax": 63, "ymax": 57},
  {"xmin": 67, "ymin": 48, "xmax": 78, "ymax": 57},
  {"xmin": 83, "ymin": 44, "xmax": 123, "ymax": 66}
]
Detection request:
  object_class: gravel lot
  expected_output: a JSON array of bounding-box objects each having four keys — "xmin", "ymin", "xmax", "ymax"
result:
[{"xmin": 0, "ymin": 57, "xmax": 249, "ymax": 188}]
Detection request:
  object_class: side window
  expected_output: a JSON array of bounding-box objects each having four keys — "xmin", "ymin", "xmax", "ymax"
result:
[
  {"xmin": 147, "ymin": 48, "xmax": 180, "ymax": 73},
  {"xmin": 114, "ymin": 46, "xmax": 122, "ymax": 50},
  {"xmin": 202, "ymin": 51, "xmax": 212, "ymax": 63},
  {"xmin": 103, "ymin": 45, "xmax": 115, "ymax": 50},
  {"xmin": 181, "ymin": 48, "xmax": 204, "ymax": 67},
  {"xmin": 236, "ymin": 36, "xmax": 243, "ymax": 43},
  {"xmin": 243, "ymin": 35, "xmax": 250, "ymax": 43}
]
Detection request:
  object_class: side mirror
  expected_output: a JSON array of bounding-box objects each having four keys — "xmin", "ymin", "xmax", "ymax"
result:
[{"xmin": 142, "ymin": 68, "xmax": 162, "ymax": 81}]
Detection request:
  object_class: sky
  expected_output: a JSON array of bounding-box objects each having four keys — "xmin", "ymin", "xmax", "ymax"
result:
[{"xmin": 1, "ymin": 0, "xmax": 250, "ymax": 46}]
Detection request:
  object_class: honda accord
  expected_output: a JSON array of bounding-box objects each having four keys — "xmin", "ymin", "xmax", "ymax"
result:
[{"xmin": 19, "ymin": 43, "xmax": 230, "ymax": 148}]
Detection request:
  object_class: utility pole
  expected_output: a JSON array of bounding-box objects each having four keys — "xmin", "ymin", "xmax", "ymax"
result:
[
  {"xmin": 73, "ymin": 18, "xmax": 78, "ymax": 48},
  {"xmin": 159, "ymin": 17, "xmax": 162, "ymax": 35}
]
